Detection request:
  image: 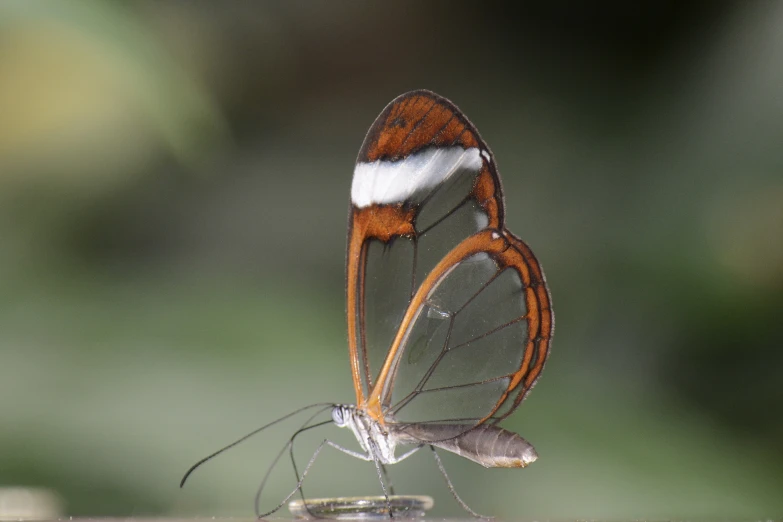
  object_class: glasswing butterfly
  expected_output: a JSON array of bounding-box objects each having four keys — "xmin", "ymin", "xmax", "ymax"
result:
[{"xmin": 181, "ymin": 90, "xmax": 554, "ymax": 518}]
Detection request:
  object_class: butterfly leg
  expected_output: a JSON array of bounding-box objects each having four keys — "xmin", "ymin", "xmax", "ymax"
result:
[
  {"xmin": 259, "ymin": 436, "xmax": 383, "ymax": 519},
  {"xmin": 328, "ymin": 440, "xmax": 406, "ymax": 516},
  {"xmin": 323, "ymin": 440, "xmax": 374, "ymax": 460},
  {"xmin": 257, "ymin": 437, "xmax": 333, "ymax": 518},
  {"xmin": 287, "ymin": 439, "xmax": 374, "ymax": 519},
  {"xmin": 379, "ymin": 463, "xmax": 395, "ymax": 496},
  {"xmin": 389, "ymin": 444, "xmax": 423, "ymax": 463},
  {"xmin": 381, "ymin": 444, "xmax": 423, "ymax": 496},
  {"xmin": 430, "ymin": 445, "xmax": 491, "ymax": 519},
  {"xmin": 254, "ymin": 411, "xmax": 333, "ymax": 518},
  {"xmin": 365, "ymin": 437, "xmax": 394, "ymax": 518}
]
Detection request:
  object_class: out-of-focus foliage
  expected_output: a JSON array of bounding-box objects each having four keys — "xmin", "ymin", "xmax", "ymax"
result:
[{"xmin": 0, "ymin": 1, "xmax": 781, "ymax": 519}]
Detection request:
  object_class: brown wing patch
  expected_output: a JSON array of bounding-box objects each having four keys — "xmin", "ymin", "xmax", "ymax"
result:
[
  {"xmin": 352, "ymin": 205, "xmax": 416, "ymax": 242},
  {"xmin": 358, "ymin": 90, "xmax": 480, "ymax": 163}
]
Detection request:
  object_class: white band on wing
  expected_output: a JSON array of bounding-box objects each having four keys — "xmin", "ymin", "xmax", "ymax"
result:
[{"xmin": 351, "ymin": 146, "xmax": 482, "ymax": 208}]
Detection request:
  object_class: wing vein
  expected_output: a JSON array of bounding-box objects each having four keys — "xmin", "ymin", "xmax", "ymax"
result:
[{"xmin": 448, "ymin": 315, "xmax": 528, "ymax": 353}]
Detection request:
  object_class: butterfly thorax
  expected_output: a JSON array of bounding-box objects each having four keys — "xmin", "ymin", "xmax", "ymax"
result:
[{"xmin": 331, "ymin": 405, "xmax": 400, "ymax": 464}]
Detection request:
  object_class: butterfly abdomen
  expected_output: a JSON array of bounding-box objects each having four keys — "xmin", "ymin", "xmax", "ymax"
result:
[{"xmin": 394, "ymin": 423, "xmax": 538, "ymax": 468}]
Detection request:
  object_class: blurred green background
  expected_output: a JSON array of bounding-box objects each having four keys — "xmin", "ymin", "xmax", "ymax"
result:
[{"xmin": 1, "ymin": 1, "xmax": 782, "ymax": 519}]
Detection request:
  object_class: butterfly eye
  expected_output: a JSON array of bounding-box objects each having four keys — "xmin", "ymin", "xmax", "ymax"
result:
[{"xmin": 331, "ymin": 406, "xmax": 346, "ymax": 426}]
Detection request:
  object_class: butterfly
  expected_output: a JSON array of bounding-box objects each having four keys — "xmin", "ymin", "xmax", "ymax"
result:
[{"xmin": 181, "ymin": 90, "xmax": 553, "ymax": 518}]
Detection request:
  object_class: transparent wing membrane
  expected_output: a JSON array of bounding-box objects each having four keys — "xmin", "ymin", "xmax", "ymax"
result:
[
  {"xmin": 359, "ymin": 236, "xmax": 415, "ymax": 393},
  {"xmin": 415, "ymin": 199, "xmax": 489, "ymax": 291},
  {"xmin": 386, "ymin": 255, "xmax": 530, "ymax": 427},
  {"xmin": 415, "ymin": 153, "xmax": 482, "ymax": 232},
  {"xmin": 392, "ymin": 378, "xmax": 511, "ymax": 425},
  {"xmin": 447, "ymin": 267, "xmax": 528, "ymax": 348}
]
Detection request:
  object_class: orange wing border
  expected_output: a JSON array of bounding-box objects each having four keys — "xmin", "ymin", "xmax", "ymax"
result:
[{"xmin": 486, "ymin": 230, "xmax": 553, "ymax": 424}]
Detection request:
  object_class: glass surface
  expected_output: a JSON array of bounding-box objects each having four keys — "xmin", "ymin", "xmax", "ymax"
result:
[{"xmin": 288, "ymin": 495, "xmax": 433, "ymax": 520}]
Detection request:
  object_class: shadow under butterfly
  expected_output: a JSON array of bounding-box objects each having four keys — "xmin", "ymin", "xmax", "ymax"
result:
[{"xmin": 181, "ymin": 90, "xmax": 554, "ymax": 518}]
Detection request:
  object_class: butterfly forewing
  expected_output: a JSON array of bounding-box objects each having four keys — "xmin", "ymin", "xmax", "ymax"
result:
[{"xmin": 347, "ymin": 91, "xmax": 552, "ymax": 436}]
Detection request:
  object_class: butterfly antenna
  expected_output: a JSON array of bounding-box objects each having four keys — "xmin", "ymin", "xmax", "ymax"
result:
[{"xmin": 180, "ymin": 402, "xmax": 335, "ymax": 487}]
